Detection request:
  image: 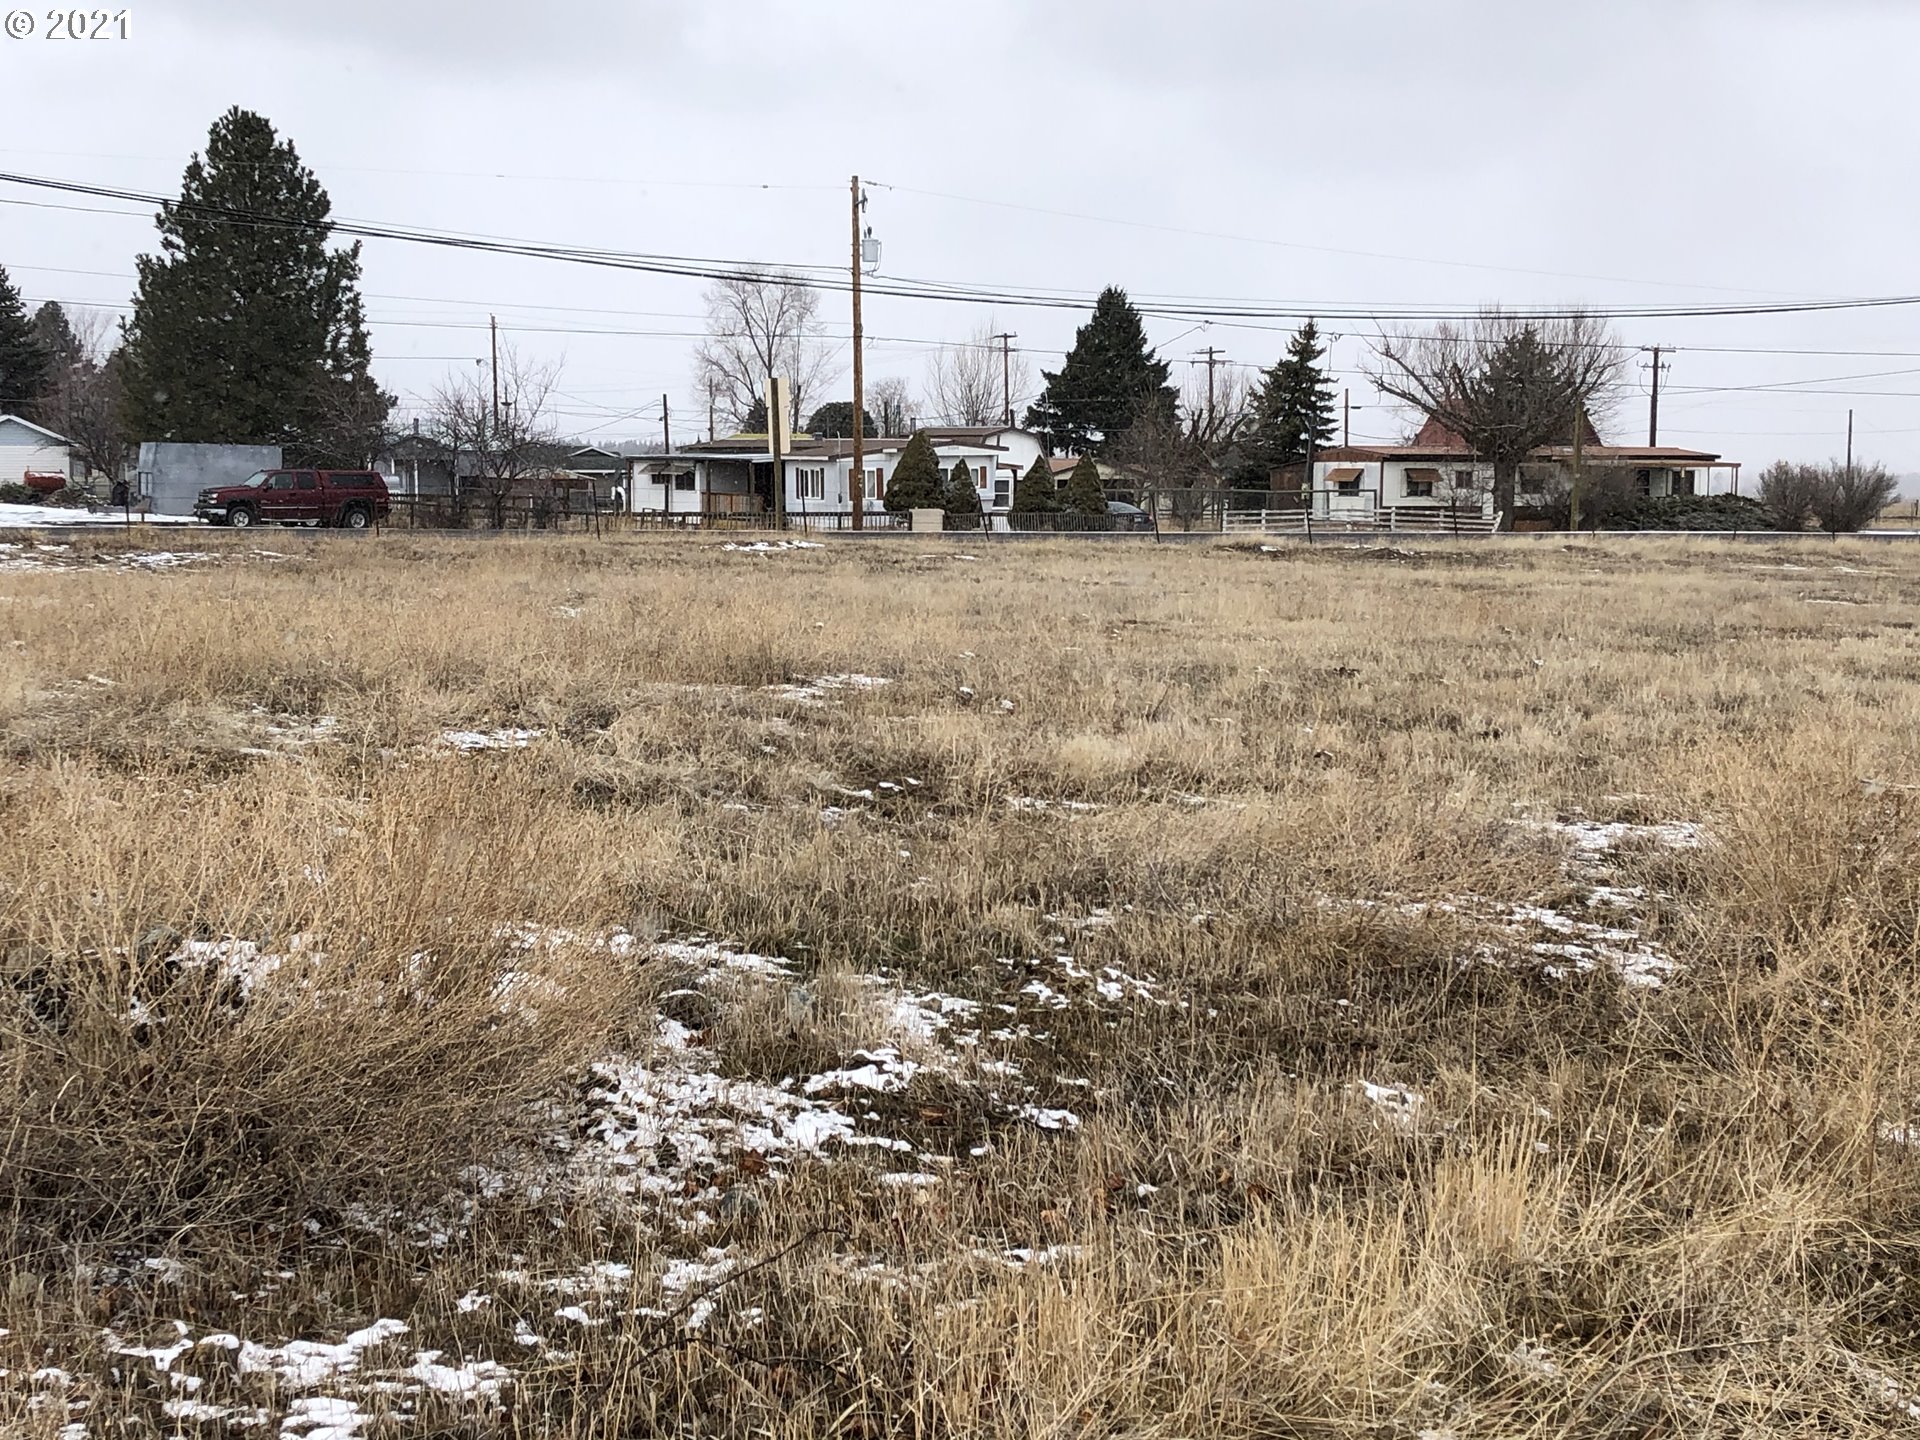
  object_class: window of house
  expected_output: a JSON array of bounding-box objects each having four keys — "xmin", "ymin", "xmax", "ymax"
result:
[
  {"xmin": 652, "ymin": 470, "xmax": 672, "ymax": 486},
  {"xmin": 1453, "ymin": 470, "xmax": 1475, "ymax": 493},
  {"xmin": 1326, "ymin": 466, "xmax": 1364, "ymax": 495},
  {"xmin": 1404, "ymin": 467, "xmax": 1440, "ymax": 499},
  {"xmin": 1674, "ymin": 469, "xmax": 1697, "ymax": 497},
  {"xmin": 795, "ymin": 467, "xmax": 826, "ymax": 501},
  {"xmin": 871, "ymin": 467, "xmax": 885, "ymax": 500},
  {"xmin": 673, "ymin": 473, "xmax": 695, "ymax": 492},
  {"xmin": 1636, "ymin": 468, "xmax": 1654, "ymax": 497}
]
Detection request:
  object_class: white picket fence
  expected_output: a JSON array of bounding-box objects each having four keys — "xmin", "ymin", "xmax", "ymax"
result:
[{"xmin": 1224, "ymin": 506, "xmax": 1502, "ymax": 536}]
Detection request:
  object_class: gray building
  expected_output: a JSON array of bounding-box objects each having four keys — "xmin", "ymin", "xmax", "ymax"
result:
[{"xmin": 137, "ymin": 443, "xmax": 282, "ymax": 516}]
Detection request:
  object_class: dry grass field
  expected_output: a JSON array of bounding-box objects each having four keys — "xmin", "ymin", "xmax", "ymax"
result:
[{"xmin": 5, "ymin": 529, "xmax": 1920, "ymax": 1438}]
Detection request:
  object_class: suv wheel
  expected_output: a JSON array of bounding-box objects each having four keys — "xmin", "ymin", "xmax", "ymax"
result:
[
  {"xmin": 341, "ymin": 505, "xmax": 371, "ymax": 531},
  {"xmin": 227, "ymin": 506, "xmax": 256, "ymax": 529}
]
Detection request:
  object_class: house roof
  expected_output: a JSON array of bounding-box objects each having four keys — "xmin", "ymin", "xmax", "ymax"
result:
[
  {"xmin": 1407, "ymin": 412, "xmax": 1606, "ymax": 451},
  {"xmin": 0, "ymin": 413, "xmax": 70, "ymax": 445},
  {"xmin": 1314, "ymin": 442, "xmax": 1725, "ymax": 464}
]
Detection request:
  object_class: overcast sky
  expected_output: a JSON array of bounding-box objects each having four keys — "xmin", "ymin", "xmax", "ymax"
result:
[{"xmin": 5, "ymin": 0, "xmax": 1919, "ymax": 474}]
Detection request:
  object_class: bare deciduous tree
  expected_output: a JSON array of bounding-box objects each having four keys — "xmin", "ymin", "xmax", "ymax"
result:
[
  {"xmin": 1369, "ymin": 309, "xmax": 1626, "ymax": 522},
  {"xmin": 927, "ymin": 321, "xmax": 1029, "ymax": 427},
  {"xmin": 868, "ymin": 376, "xmax": 915, "ymax": 437},
  {"xmin": 1109, "ymin": 406, "xmax": 1217, "ymax": 530},
  {"xmin": 31, "ymin": 306, "xmax": 130, "ymax": 487},
  {"xmin": 1179, "ymin": 364, "xmax": 1253, "ymax": 454},
  {"xmin": 425, "ymin": 349, "xmax": 562, "ymax": 528},
  {"xmin": 693, "ymin": 270, "xmax": 833, "ymax": 431}
]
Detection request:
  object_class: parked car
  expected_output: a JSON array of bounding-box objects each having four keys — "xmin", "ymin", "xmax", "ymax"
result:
[
  {"xmin": 1107, "ymin": 499, "xmax": 1153, "ymax": 532},
  {"xmin": 196, "ymin": 470, "xmax": 391, "ymax": 529}
]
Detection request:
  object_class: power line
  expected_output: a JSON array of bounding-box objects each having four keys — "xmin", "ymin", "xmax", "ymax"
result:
[
  {"xmin": 12, "ymin": 169, "xmax": 1920, "ymax": 325},
  {"xmin": 873, "ymin": 181, "xmax": 1804, "ymax": 300}
]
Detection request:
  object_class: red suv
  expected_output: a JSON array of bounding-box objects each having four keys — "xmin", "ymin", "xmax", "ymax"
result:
[{"xmin": 195, "ymin": 470, "xmax": 391, "ymax": 530}]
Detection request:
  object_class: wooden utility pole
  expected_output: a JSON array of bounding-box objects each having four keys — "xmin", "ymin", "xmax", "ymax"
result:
[
  {"xmin": 1195, "ymin": 347, "xmax": 1223, "ymax": 433},
  {"xmin": 998, "ymin": 333, "xmax": 1016, "ymax": 426},
  {"xmin": 1645, "ymin": 344, "xmax": 1664, "ymax": 447},
  {"xmin": 490, "ymin": 315, "xmax": 501, "ymax": 432},
  {"xmin": 851, "ymin": 175, "xmax": 865, "ymax": 531},
  {"xmin": 1343, "ymin": 388, "xmax": 1351, "ymax": 449},
  {"xmin": 1847, "ymin": 408, "xmax": 1855, "ymax": 481},
  {"xmin": 662, "ymin": 394, "xmax": 671, "ymax": 454},
  {"xmin": 1569, "ymin": 403, "xmax": 1586, "ymax": 532}
]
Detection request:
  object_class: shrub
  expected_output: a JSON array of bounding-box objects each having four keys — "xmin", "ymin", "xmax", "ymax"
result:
[
  {"xmin": 883, "ymin": 431, "xmax": 944, "ymax": 515},
  {"xmin": 1062, "ymin": 456, "xmax": 1107, "ymax": 516},
  {"xmin": 1759, "ymin": 461, "xmax": 1822, "ymax": 531},
  {"xmin": 1010, "ymin": 456, "xmax": 1058, "ymax": 515},
  {"xmin": 944, "ymin": 459, "xmax": 982, "ymax": 524},
  {"xmin": 1811, "ymin": 461, "xmax": 1898, "ymax": 533}
]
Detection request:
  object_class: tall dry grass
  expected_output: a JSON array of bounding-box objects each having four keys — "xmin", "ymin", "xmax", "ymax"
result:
[{"xmin": 3, "ymin": 531, "xmax": 1920, "ymax": 1436}]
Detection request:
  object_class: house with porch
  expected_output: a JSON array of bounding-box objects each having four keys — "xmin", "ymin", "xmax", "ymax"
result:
[
  {"xmin": 620, "ymin": 425, "xmax": 1046, "ymax": 521},
  {"xmin": 1304, "ymin": 416, "xmax": 1740, "ymax": 520}
]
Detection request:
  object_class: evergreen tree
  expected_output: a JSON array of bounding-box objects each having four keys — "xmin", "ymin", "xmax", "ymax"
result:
[
  {"xmin": 883, "ymin": 430, "xmax": 944, "ymax": 514},
  {"xmin": 1238, "ymin": 319, "xmax": 1338, "ymax": 483},
  {"xmin": 1062, "ymin": 455, "xmax": 1106, "ymax": 515},
  {"xmin": 0, "ymin": 265, "xmax": 52, "ymax": 416},
  {"xmin": 30, "ymin": 302, "xmax": 80, "ymax": 375},
  {"xmin": 121, "ymin": 108, "xmax": 391, "ymax": 460},
  {"xmin": 1024, "ymin": 286, "xmax": 1175, "ymax": 458},
  {"xmin": 1010, "ymin": 455, "xmax": 1059, "ymax": 514},
  {"xmin": 944, "ymin": 458, "xmax": 982, "ymax": 518},
  {"xmin": 804, "ymin": 401, "xmax": 876, "ymax": 439}
]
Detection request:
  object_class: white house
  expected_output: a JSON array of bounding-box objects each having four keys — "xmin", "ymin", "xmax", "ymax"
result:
[
  {"xmin": 0, "ymin": 415, "xmax": 72, "ymax": 491},
  {"xmin": 1306, "ymin": 415, "xmax": 1740, "ymax": 518},
  {"xmin": 621, "ymin": 426, "xmax": 1047, "ymax": 521}
]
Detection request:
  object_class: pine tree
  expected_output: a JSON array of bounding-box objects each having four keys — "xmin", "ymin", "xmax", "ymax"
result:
[
  {"xmin": 1062, "ymin": 455, "xmax": 1106, "ymax": 516},
  {"xmin": 804, "ymin": 401, "xmax": 875, "ymax": 439},
  {"xmin": 30, "ymin": 302, "xmax": 80, "ymax": 375},
  {"xmin": 944, "ymin": 458, "xmax": 982, "ymax": 518},
  {"xmin": 883, "ymin": 431, "xmax": 944, "ymax": 514},
  {"xmin": 1010, "ymin": 455, "xmax": 1059, "ymax": 514},
  {"xmin": 1024, "ymin": 286, "xmax": 1175, "ymax": 458},
  {"xmin": 0, "ymin": 265, "xmax": 52, "ymax": 417},
  {"xmin": 121, "ymin": 108, "xmax": 391, "ymax": 460},
  {"xmin": 1239, "ymin": 319, "xmax": 1338, "ymax": 483}
]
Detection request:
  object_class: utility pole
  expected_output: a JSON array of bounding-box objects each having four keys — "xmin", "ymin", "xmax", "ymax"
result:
[
  {"xmin": 1194, "ymin": 347, "xmax": 1223, "ymax": 434},
  {"xmin": 1343, "ymin": 388, "xmax": 1351, "ymax": 449},
  {"xmin": 1644, "ymin": 344, "xmax": 1665, "ymax": 447},
  {"xmin": 490, "ymin": 315, "xmax": 501, "ymax": 433},
  {"xmin": 992, "ymin": 333, "xmax": 1017, "ymax": 426},
  {"xmin": 850, "ymin": 175, "xmax": 865, "ymax": 531},
  {"xmin": 1569, "ymin": 402, "xmax": 1586, "ymax": 532},
  {"xmin": 662, "ymin": 394, "xmax": 671, "ymax": 455},
  {"xmin": 1847, "ymin": 408, "xmax": 1855, "ymax": 482}
]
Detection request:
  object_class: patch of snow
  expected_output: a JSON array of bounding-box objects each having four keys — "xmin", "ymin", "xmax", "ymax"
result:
[
  {"xmin": 1355, "ymin": 1081, "xmax": 1426, "ymax": 1133},
  {"xmin": 0, "ymin": 503, "xmax": 199, "ymax": 527},
  {"xmin": 440, "ymin": 727, "xmax": 543, "ymax": 752},
  {"xmin": 721, "ymin": 539, "xmax": 824, "ymax": 554},
  {"xmin": 1016, "ymin": 1105, "xmax": 1081, "ymax": 1131},
  {"xmin": 771, "ymin": 673, "xmax": 893, "ymax": 705},
  {"xmin": 999, "ymin": 1245, "xmax": 1085, "ymax": 1268},
  {"xmin": 281, "ymin": 1395, "xmax": 373, "ymax": 1440}
]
